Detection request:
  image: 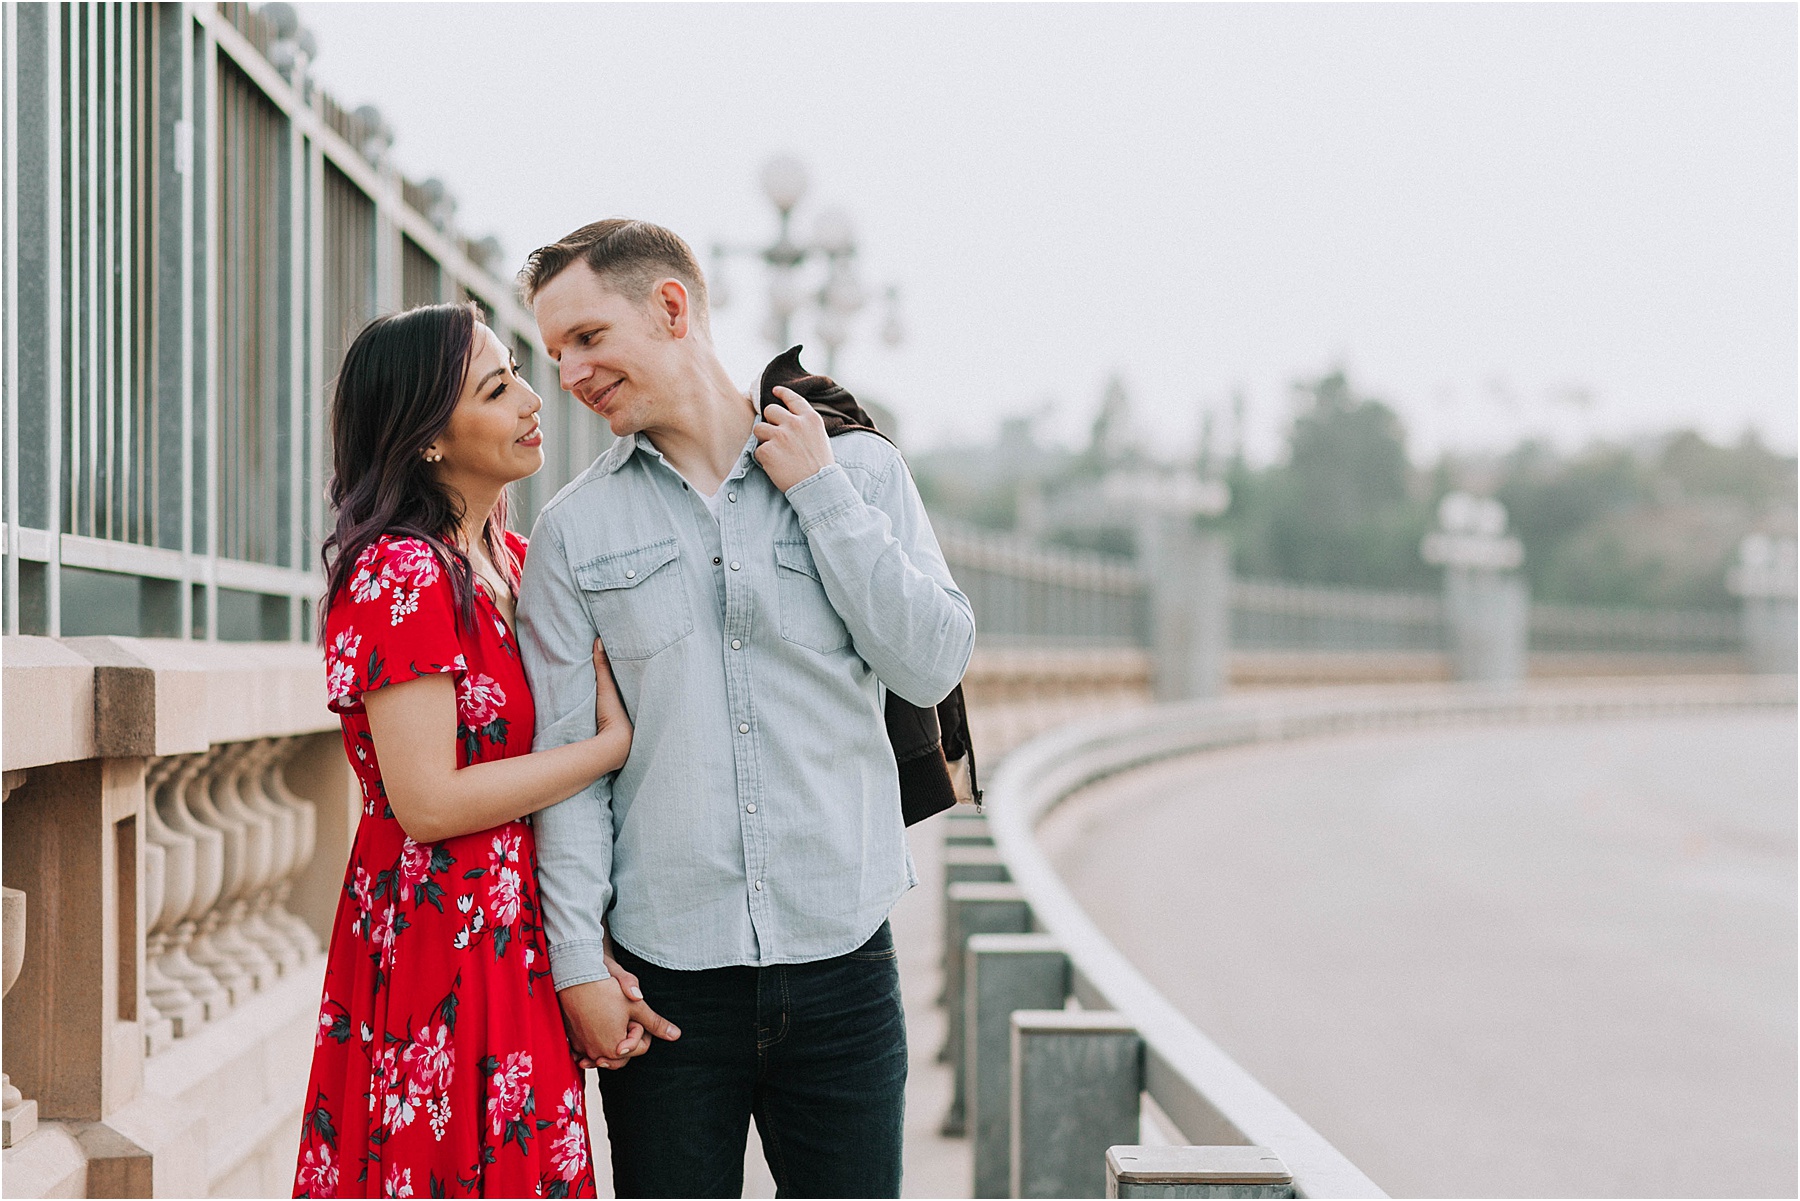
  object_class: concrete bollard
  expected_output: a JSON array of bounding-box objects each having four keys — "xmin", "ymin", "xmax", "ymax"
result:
[
  {"xmin": 967, "ymin": 934, "xmax": 1068, "ymax": 1198},
  {"xmin": 1105, "ymin": 1146, "xmax": 1295, "ymax": 1198},
  {"xmin": 1010, "ymin": 1010, "xmax": 1142, "ymax": 1198},
  {"xmin": 940, "ymin": 882, "xmax": 1033, "ymax": 1135}
]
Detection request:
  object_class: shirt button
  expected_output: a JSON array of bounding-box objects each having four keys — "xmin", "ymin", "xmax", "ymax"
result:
[
  {"xmin": 731, "ymin": 639, "xmax": 742, "ymax": 650},
  {"xmin": 728, "ymin": 493, "xmax": 737, "ymax": 503},
  {"xmin": 754, "ymin": 880, "xmax": 763, "ymax": 891},
  {"xmin": 713, "ymin": 556, "xmax": 722, "ymax": 565},
  {"xmin": 624, "ymin": 569, "xmax": 636, "ymax": 579},
  {"xmin": 729, "ymin": 561, "xmax": 740, "ymax": 571},
  {"xmin": 738, "ymin": 722, "xmax": 750, "ymax": 733},
  {"xmin": 746, "ymin": 803, "xmax": 757, "ymax": 814}
]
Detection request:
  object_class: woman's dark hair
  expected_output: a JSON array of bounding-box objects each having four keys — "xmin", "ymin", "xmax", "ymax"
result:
[{"xmin": 320, "ymin": 302, "xmax": 518, "ymax": 641}]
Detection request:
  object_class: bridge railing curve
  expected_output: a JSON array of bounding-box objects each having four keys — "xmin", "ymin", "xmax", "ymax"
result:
[{"xmin": 980, "ymin": 676, "xmax": 1796, "ymax": 1198}]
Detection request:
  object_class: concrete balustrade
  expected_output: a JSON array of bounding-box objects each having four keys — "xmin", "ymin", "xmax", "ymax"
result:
[{"xmin": 1, "ymin": 635, "xmax": 357, "ymax": 1197}]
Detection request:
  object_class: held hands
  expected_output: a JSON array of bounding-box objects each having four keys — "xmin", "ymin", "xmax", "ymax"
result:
[
  {"xmin": 753, "ymin": 386, "xmax": 835, "ymax": 493},
  {"xmin": 589, "ymin": 638, "xmax": 632, "ymax": 773},
  {"xmin": 559, "ymin": 946, "xmax": 681, "ymax": 1071}
]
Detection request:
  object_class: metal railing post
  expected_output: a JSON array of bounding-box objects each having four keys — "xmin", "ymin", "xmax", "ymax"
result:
[
  {"xmin": 946, "ymin": 809, "xmax": 993, "ymax": 847},
  {"xmin": 1010, "ymin": 1009, "xmax": 1142, "ymax": 1198},
  {"xmin": 1105, "ymin": 1146, "xmax": 1295, "ymax": 1199},
  {"xmin": 945, "ymin": 843, "xmax": 1008, "ymax": 887},
  {"xmin": 940, "ymin": 881, "xmax": 1031, "ymax": 1135},
  {"xmin": 967, "ymin": 933, "xmax": 1066, "ymax": 1197},
  {"xmin": 938, "ymin": 843, "xmax": 1009, "ymax": 1002}
]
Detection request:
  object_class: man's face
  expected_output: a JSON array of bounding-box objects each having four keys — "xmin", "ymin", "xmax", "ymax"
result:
[{"xmin": 533, "ymin": 262, "xmax": 679, "ymax": 439}]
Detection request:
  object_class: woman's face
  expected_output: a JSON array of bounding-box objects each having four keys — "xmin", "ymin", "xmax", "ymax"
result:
[{"xmin": 429, "ymin": 323, "xmax": 544, "ymax": 491}]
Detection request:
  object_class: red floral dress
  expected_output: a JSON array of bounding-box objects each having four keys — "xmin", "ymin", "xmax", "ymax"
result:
[{"xmin": 294, "ymin": 533, "xmax": 598, "ymax": 1199}]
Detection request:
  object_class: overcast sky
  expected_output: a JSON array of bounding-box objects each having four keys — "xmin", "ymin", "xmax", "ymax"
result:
[{"xmin": 293, "ymin": 2, "xmax": 1797, "ymax": 465}]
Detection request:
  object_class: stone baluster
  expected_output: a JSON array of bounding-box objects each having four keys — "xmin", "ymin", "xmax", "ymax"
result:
[
  {"xmin": 2, "ymin": 770, "xmax": 37, "ymax": 1149},
  {"xmin": 159, "ymin": 748, "xmax": 250, "ymax": 1008},
  {"xmin": 233, "ymin": 739, "xmax": 304, "ymax": 977},
  {"xmin": 190, "ymin": 742, "xmax": 278, "ymax": 994},
  {"xmin": 143, "ymin": 756, "xmax": 210, "ymax": 1035},
  {"xmin": 257, "ymin": 737, "xmax": 323, "ymax": 960},
  {"xmin": 136, "ymin": 764, "xmax": 177, "ymax": 1055}
]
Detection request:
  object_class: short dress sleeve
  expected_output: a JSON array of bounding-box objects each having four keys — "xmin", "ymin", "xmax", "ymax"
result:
[{"xmin": 325, "ymin": 536, "xmax": 468, "ymax": 714}]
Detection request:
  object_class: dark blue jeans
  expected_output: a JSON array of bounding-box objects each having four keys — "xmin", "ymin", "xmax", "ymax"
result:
[{"xmin": 597, "ymin": 921, "xmax": 908, "ymax": 1198}]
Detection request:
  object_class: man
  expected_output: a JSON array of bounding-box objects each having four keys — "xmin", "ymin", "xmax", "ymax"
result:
[{"xmin": 515, "ymin": 218, "xmax": 975, "ymax": 1198}]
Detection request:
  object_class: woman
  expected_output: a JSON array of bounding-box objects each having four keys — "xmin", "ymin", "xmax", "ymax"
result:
[{"xmin": 294, "ymin": 304, "xmax": 632, "ymax": 1198}]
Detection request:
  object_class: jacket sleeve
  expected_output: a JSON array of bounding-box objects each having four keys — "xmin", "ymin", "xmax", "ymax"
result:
[
  {"xmin": 516, "ymin": 512, "xmax": 613, "ymax": 989},
  {"xmin": 782, "ymin": 445, "xmax": 976, "ymax": 706}
]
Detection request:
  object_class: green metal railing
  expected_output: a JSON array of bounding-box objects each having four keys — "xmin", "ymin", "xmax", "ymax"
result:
[{"xmin": 1, "ymin": 1, "xmax": 596, "ymax": 643}]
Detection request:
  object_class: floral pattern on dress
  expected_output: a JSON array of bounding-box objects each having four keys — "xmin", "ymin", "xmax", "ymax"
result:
[{"xmin": 296, "ymin": 533, "xmax": 596, "ymax": 1198}]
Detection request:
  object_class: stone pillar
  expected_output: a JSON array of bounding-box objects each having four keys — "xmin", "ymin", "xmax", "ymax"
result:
[
  {"xmin": 967, "ymin": 934, "xmax": 1067, "ymax": 1198},
  {"xmin": 2, "ymin": 767, "xmax": 38, "ymax": 1148},
  {"xmin": 940, "ymin": 882, "xmax": 1033, "ymax": 1134},
  {"xmin": 1728, "ymin": 535, "xmax": 1798, "ymax": 675},
  {"xmin": 1010, "ymin": 1010, "xmax": 1142, "ymax": 1199},
  {"xmin": 1144, "ymin": 517, "xmax": 1231, "ymax": 701},
  {"xmin": 1105, "ymin": 1146, "xmax": 1295, "ymax": 1198},
  {"xmin": 1422, "ymin": 492, "xmax": 1528, "ymax": 683},
  {"xmin": 1, "ymin": 757, "xmax": 146, "ymax": 1122},
  {"xmin": 1442, "ymin": 567, "xmax": 1529, "ymax": 682}
]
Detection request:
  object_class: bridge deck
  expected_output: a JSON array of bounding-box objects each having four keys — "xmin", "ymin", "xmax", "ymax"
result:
[{"xmin": 1042, "ymin": 709, "xmax": 1797, "ymax": 1198}]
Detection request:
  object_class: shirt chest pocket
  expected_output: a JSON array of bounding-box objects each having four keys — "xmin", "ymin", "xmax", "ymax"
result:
[
  {"xmin": 573, "ymin": 538, "xmax": 694, "ymax": 661},
  {"xmin": 774, "ymin": 538, "xmax": 851, "ymax": 655}
]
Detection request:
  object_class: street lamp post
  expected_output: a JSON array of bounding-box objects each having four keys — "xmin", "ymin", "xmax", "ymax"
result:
[{"xmin": 714, "ymin": 156, "xmax": 903, "ymax": 376}]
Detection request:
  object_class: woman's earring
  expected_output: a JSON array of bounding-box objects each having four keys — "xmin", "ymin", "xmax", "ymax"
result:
[{"xmin": 424, "ymin": 449, "xmax": 444, "ymax": 463}]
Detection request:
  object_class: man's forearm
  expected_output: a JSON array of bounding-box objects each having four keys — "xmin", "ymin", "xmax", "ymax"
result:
[
  {"xmin": 784, "ymin": 460, "xmax": 976, "ymax": 705},
  {"xmin": 534, "ymin": 778, "xmax": 615, "ymax": 988},
  {"xmin": 517, "ymin": 513, "xmax": 618, "ymax": 989}
]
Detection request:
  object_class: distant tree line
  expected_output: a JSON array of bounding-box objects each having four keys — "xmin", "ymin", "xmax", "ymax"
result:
[{"xmin": 910, "ymin": 371, "xmax": 1796, "ymax": 611}]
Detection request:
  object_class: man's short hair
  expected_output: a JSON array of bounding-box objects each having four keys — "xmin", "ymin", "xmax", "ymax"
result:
[{"xmin": 517, "ymin": 218, "xmax": 709, "ymax": 328}]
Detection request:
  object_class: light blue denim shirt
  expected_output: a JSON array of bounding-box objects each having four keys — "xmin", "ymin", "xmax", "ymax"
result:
[{"xmin": 517, "ymin": 426, "xmax": 975, "ymax": 986}]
